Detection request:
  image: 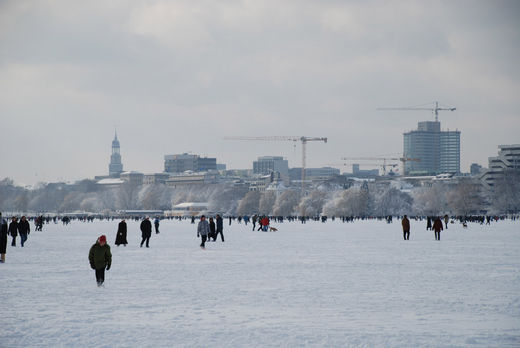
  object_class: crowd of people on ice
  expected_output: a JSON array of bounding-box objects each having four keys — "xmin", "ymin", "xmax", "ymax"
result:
[{"xmin": 1, "ymin": 211, "xmax": 518, "ymax": 286}]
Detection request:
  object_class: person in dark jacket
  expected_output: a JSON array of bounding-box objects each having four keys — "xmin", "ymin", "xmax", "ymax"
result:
[
  {"xmin": 0, "ymin": 213, "xmax": 8, "ymax": 263},
  {"xmin": 401, "ymin": 215, "xmax": 410, "ymax": 240},
  {"xmin": 115, "ymin": 219, "xmax": 128, "ymax": 246},
  {"xmin": 88, "ymin": 235, "xmax": 112, "ymax": 287},
  {"xmin": 154, "ymin": 218, "xmax": 160, "ymax": 234},
  {"xmin": 140, "ymin": 217, "xmax": 152, "ymax": 248},
  {"xmin": 208, "ymin": 217, "xmax": 216, "ymax": 241},
  {"xmin": 18, "ymin": 216, "xmax": 30, "ymax": 247},
  {"xmin": 433, "ymin": 217, "xmax": 444, "ymax": 240},
  {"xmin": 426, "ymin": 217, "xmax": 432, "ymax": 230},
  {"xmin": 215, "ymin": 214, "xmax": 224, "ymax": 242},
  {"xmin": 197, "ymin": 215, "xmax": 210, "ymax": 249},
  {"xmin": 9, "ymin": 217, "xmax": 18, "ymax": 246}
]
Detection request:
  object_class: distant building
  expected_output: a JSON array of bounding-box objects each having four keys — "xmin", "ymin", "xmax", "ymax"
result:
[
  {"xmin": 351, "ymin": 164, "xmax": 379, "ymax": 178},
  {"xmin": 143, "ymin": 173, "xmax": 170, "ymax": 185},
  {"xmin": 253, "ymin": 156, "xmax": 289, "ymax": 177},
  {"xmin": 289, "ymin": 167, "xmax": 340, "ymax": 181},
  {"xmin": 403, "ymin": 121, "xmax": 460, "ymax": 175},
  {"xmin": 120, "ymin": 171, "xmax": 144, "ymax": 186},
  {"xmin": 216, "ymin": 163, "xmax": 227, "ymax": 171},
  {"xmin": 440, "ymin": 130, "xmax": 461, "ymax": 173},
  {"xmin": 97, "ymin": 178, "xmax": 125, "ymax": 188},
  {"xmin": 164, "ymin": 153, "xmax": 217, "ymax": 173},
  {"xmin": 470, "ymin": 163, "xmax": 483, "ymax": 176},
  {"xmin": 480, "ymin": 144, "xmax": 520, "ymax": 188},
  {"xmin": 109, "ymin": 132, "xmax": 123, "ymax": 177},
  {"xmin": 165, "ymin": 172, "xmax": 217, "ymax": 187}
]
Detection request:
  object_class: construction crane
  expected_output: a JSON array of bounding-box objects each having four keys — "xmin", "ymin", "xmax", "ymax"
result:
[
  {"xmin": 377, "ymin": 101, "xmax": 456, "ymax": 122},
  {"xmin": 224, "ymin": 136, "xmax": 327, "ymax": 194}
]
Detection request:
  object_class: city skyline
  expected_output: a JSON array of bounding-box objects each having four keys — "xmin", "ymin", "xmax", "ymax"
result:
[{"xmin": 1, "ymin": 1, "xmax": 519, "ymax": 185}]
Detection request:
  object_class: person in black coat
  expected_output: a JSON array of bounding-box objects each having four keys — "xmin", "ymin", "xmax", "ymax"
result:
[
  {"xmin": 216, "ymin": 214, "xmax": 224, "ymax": 242},
  {"xmin": 18, "ymin": 216, "xmax": 30, "ymax": 247},
  {"xmin": 0, "ymin": 213, "xmax": 8, "ymax": 263},
  {"xmin": 209, "ymin": 217, "xmax": 216, "ymax": 241},
  {"xmin": 8, "ymin": 217, "xmax": 18, "ymax": 246},
  {"xmin": 140, "ymin": 217, "xmax": 152, "ymax": 248},
  {"xmin": 115, "ymin": 219, "xmax": 128, "ymax": 246}
]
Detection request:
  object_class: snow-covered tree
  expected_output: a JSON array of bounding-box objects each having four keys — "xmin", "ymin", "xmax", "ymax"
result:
[
  {"xmin": 272, "ymin": 190, "xmax": 300, "ymax": 216},
  {"xmin": 298, "ymin": 190, "xmax": 328, "ymax": 216},
  {"xmin": 374, "ymin": 187, "xmax": 413, "ymax": 216},
  {"xmin": 259, "ymin": 191, "xmax": 277, "ymax": 215},
  {"xmin": 237, "ymin": 190, "xmax": 261, "ymax": 215}
]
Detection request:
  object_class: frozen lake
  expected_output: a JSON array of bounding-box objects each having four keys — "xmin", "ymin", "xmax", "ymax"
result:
[{"xmin": 2, "ymin": 218, "xmax": 519, "ymax": 347}]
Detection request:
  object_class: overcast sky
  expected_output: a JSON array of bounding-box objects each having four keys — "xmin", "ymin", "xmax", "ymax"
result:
[{"xmin": 1, "ymin": 0, "xmax": 519, "ymax": 185}]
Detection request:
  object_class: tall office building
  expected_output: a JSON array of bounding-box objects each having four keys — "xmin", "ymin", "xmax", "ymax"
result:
[
  {"xmin": 403, "ymin": 121, "xmax": 460, "ymax": 175},
  {"xmin": 440, "ymin": 131, "xmax": 461, "ymax": 173},
  {"xmin": 164, "ymin": 153, "xmax": 217, "ymax": 173},
  {"xmin": 109, "ymin": 132, "xmax": 123, "ymax": 177},
  {"xmin": 253, "ymin": 156, "xmax": 289, "ymax": 176}
]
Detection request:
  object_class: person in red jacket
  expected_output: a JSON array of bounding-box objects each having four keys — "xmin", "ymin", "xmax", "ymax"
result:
[{"xmin": 432, "ymin": 216, "xmax": 444, "ymax": 241}]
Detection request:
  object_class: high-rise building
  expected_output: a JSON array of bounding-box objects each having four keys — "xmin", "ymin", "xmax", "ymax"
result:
[
  {"xmin": 403, "ymin": 121, "xmax": 460, "ymax": 175},
  {"xmin": 164, "ymin": 153, "xmax": 217, "ymax": 173},
  {"xmin": 109, "ymin": 132, "xmax": 123, "ymax": 177},
  {"xmin": 440, "ymin": 130, "xmax": 461, "ymax": 173},
  {"xmin": 253, "ymin": 156, "xmax": 289, "ymax": 176}
]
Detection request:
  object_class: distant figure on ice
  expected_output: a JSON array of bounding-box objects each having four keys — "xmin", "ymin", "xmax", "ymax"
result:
[
  {"xmin": 426, "ymin": 217, "xmax": 432, "ymax": 231},
  {"xmin": 140, "ymin": 217, "xmax": 152, "ymax": 248},
  {"xmin": 443, "ymin": 214, "xmax": 449, "ymax": 229},
  {"xmin": 197, "ymin": 215, "xmax": 210, "ymax": 249},
  {"xmin": 18, "ymin": 216, "xmax": 30, "ymax": 247},
  {"xmin": 89, "ymin": 235, "xmax": 112, "ymax": 287},
  {"xmin": 9, "ymin": 217, "xmax": 18, "ymax": 246},
  {"xmin": 0, "ymin": 213, "xmax": 8, "ymax": 263},
  {"xmin": 154, "ymin": 218, "xmax": 160, "ymax": 234},
  {"xmin": 208, "ymin": 217, "xmax": 216, "ymax": 241},
  {"xmin": 216, "ymin": 214, "xmax": 224, "ymax": 242},
  {"xmin": 401, "ymin": 215, "xmax": 410, "ymax": 240},
  {"xmin": 115, "ymin": 219, "xmax": 128, "ymax": 247},
  {"xmin": 433, "ymin": 217, "xmax": 444, "ymax": 241},
  {"xmin": 252, "ymin": 214, "xmax": 258, "ymax": 231}
]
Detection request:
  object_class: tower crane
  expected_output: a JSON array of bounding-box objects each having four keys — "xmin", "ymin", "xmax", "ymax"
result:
[
  {"xmin": 377, "ymin": 101, "xmax": 456, "ymax": 122},
  {"xmin": 224, "ymin": 136, "xmax": 327, "ymax": 194}
]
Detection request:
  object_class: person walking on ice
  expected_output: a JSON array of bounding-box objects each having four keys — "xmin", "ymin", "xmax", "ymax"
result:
[
  {"xmin": 433, "ymin": 216, "xmax": 444, "ymax": 241},
  {"xmin": 140, "ymin": 217, "xmax": 152, "ymax": 248},
  {"xmin": 216, "ymin": 214, "xmax": 224, "ymax": 242},
  {"xmin": 401, "ymin": 215, "xmax": 410, "ymax": 240},
  {"xmin": 115, "ymin": 219, "xmax": 127, "ymax": 246},
  {"xmin": 197, "ymin": 215, "xmax": 210, "ymax": 249},
  {"xmin": 0, "ymin": 213, "xmax": 8, "ymax": 263},
  {"xmin": 88, "ymin": 235, "xmax": 112, "ymax": 287}
]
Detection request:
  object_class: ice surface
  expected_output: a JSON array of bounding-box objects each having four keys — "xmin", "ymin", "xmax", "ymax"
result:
[{"xmin": 2, "ymin": 219, "xmax": 519, "ymax": 347}]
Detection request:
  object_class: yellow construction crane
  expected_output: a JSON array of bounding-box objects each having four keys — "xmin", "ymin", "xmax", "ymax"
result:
[
  {"xmin": 377, "ymin": 101, "xmax": 456, "ymax": 122},
  {"xmin": 224, "ymin": 136, "xmax": 327, "ymax": 194}
]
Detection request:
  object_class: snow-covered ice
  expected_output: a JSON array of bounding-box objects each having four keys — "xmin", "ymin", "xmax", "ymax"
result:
[{"xmin": 2, "ymin": 219, "xmax": 519, "ymax": 347}]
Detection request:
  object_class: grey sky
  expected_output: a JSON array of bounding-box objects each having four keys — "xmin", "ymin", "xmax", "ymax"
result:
[{"xmin": 1, "ymin": 0, "xmax": 519, "ymax": 185}]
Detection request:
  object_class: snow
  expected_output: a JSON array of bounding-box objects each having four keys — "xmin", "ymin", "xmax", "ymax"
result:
[{"xmin": 2, "ymin": 219, "xmax": 520, "ymax": 347}]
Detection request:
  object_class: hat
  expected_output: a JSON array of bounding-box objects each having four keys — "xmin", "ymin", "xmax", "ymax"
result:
[{"xmin": 99, "ymin": 235, "xmax": 107, "ymax": 243}]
